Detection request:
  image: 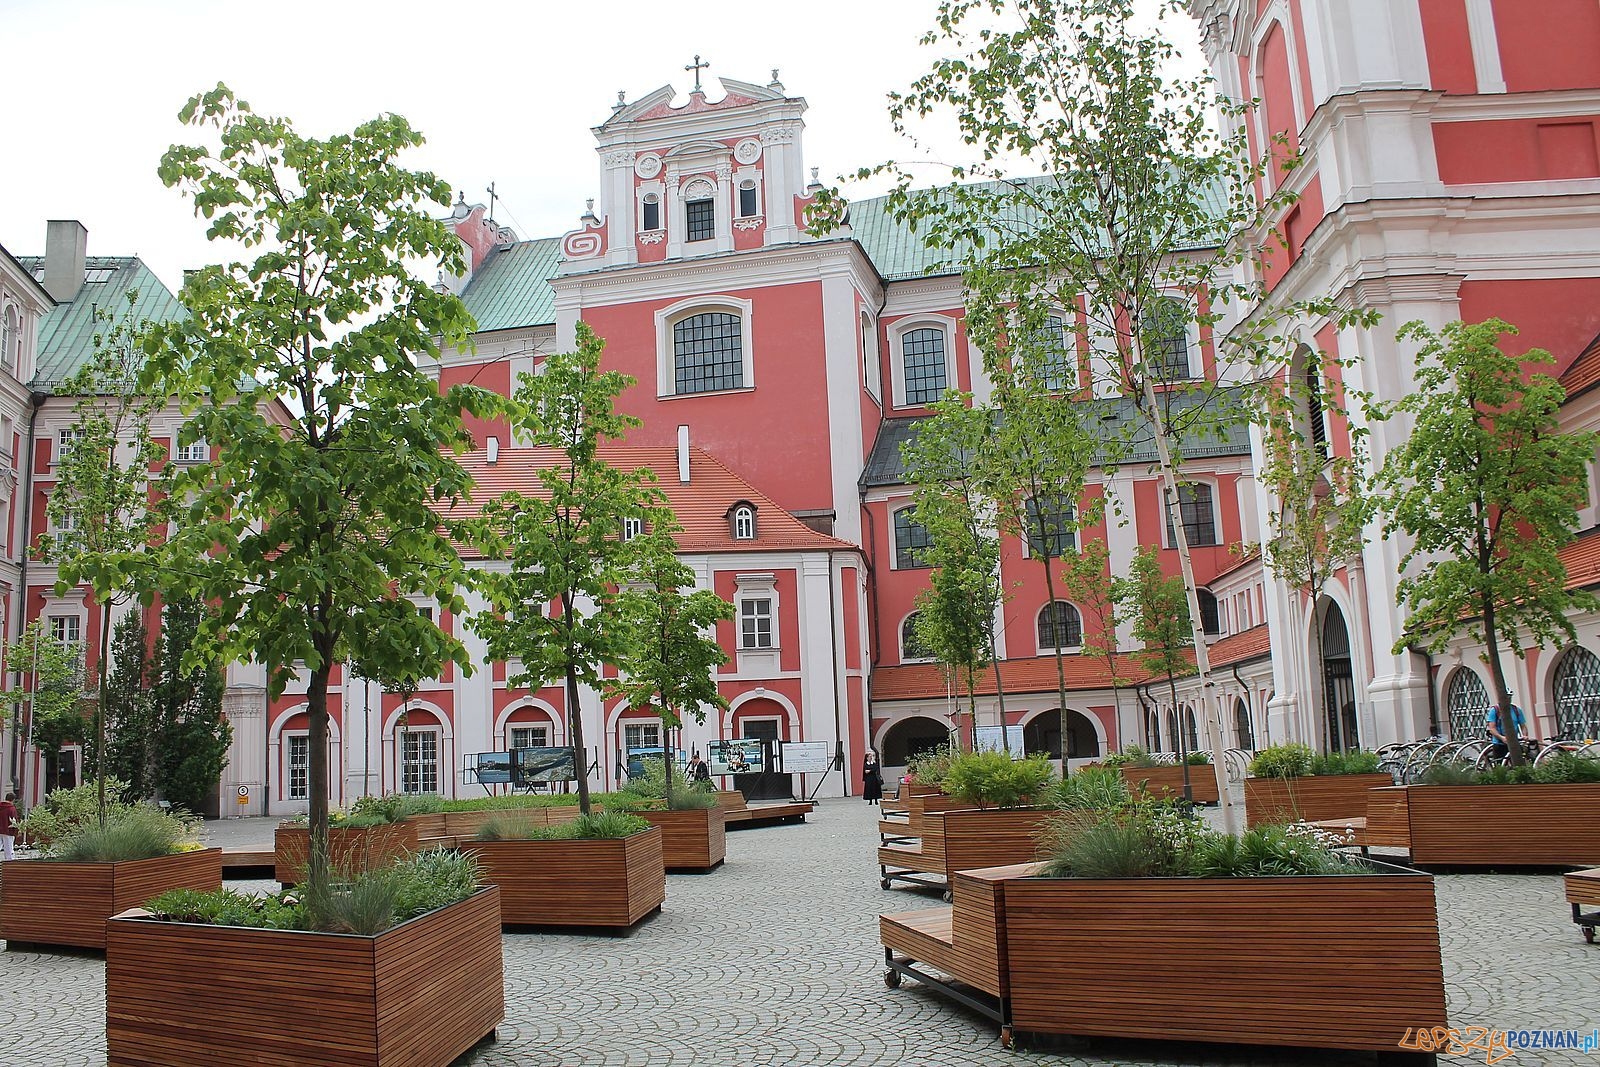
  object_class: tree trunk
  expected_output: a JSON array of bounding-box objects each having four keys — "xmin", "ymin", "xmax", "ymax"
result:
[
  {"xmin": 1036, "ymin": 525, "xmax": 1070, "ymax": 773},
  {"xmin": 1308, "ymin": 598, "xmax": 1330, "ymax": 753},
  {"xmin": 96, "ymin": 598, "xmax": 112, "ymax": 827},
  {"xmin": 1168, "ymin": 670, "xmax": 1193, "ymax": 802},
  {"xmin": 566, "ymin": 662, "xmax": 592, "ymax": 815},
  {"xmin": 306, "ymin": 659, "xmax": 332, "ymax": 896},
  {"xmin": 990, "ymin": 653, "xmax": 1010, "ymax": 756},
  {"xmin": 661, "ymin": 705, "xmax": 674, "ymax": 798},
  {"xmin": 1481, "ymin": 598, "xmax": 1523, "ymax": 766}
]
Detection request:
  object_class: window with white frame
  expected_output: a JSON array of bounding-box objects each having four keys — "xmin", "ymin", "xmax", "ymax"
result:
[
  {"xmin": 401, "ymin": 729, "xmax": 440, "ymax": 794},
  {"xmin": 48, "ymin": 613, "xmax": 81, "ymax": 650},
  {"xmin": 892, "ymin": 506, "xmax": 932, "ymax": 569},
  {"xmin": 1141, "ymin": 296, "xmax": 1193, "ymax": 379},
  {"xmin": 1028, "ymin": 315, "xmax": 1073, "ymax": 392},
  {"xmin": 287, "ymin": 734, "xmax": 310, "ymax": 799},
  {"xmin": 1024, "ymin": 495, "xmax": 1076, "ymax": 557},
  {"xmin": 56, "ymin": 427, "xmax": 82, "ymax": 464},
  {"xmin": 1, "ymin": 305, "xmax": 16, "ymax": 372},
  {"xmin": 641, "ymin": 193, "xmax": 662, "ymax": 232},
  {"xmin": 1197, "ymin": 589, "xmax": 1222, "ymax": 636},
  {"xmin": 740, "ymin": 597, "xmax": 774, "ymax": 650},
  {"xmin": 1164, "ymin": 482, "xmax": 1219, "ymax": 548},
  {"xmin": 901, "ymin": 327, "xmax": 948, "ymax": 405},
  {"xmin": 900, "ymin": 612, "xmax": 932, "ymax": 662},
  {"xmin": 685, "ymin": 195, "xmax": 715, "ymax": 242},
  {"xmin": 174, "ymin": 436, "xmax": 209, "ymax": 463},
  {"xmin": 622, "ymin": 515, "xmax": 644, "ymax": 541},
  {"xmin": 674, "ymin": 312, "xmax": 744, "ymax": 394},
  {"xmin": 510, "ymin": 724, "xmax": 550, "ymax": 750},
  {"xmin": 51, "ymin": 507, "xmax": 78, "ymax": 553},
  {"xmin": 1037, "ymin": 601, "xmax": 1083, "ymax": 651},
  {"xmin": 623, "ymin": 722, "xmax": 662, "ymax": 751},
  {"xmin": 731, "ymin": 504, "xmax": 756, "ymax": 541},
  {"xmin": 738, "ymin": 180, "xmax": 759, "ymax": 218}
]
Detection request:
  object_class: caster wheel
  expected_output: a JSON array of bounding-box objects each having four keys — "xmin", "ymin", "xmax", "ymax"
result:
[
  {"xmin": 942, "ymin": 891, "xmax": 953, "ymax": 904},
  {"xmin": 884, "ymin": 969, "xmax": 901, "ymax": 989},
  {"xmin": 1000, "ymin": 1026, "xmax": 1015, "ymax": 1049},
  {"xmin": 880, "ymin": 878, "xmax": 892, "ymax": 890},
  {"xmin": 1585, "ymin": 926, "xmax": 1596, "ymax": 944}
]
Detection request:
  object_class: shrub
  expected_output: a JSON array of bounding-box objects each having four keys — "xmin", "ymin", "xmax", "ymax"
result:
[
  {"xmin": 1308, "ymin": 749, "xmax": 1381, "ymax": 776},
  {"xmin": 438, "ymin": 794, "xmax": 581, "ymax": 812},
  {"xmin": 1184, "ymin": 750, "xmax": 1212, "ymax": 765},
  {"xmin": 145, "ymin": 887, "xmax": 303, "ymax": 930},
  {"xmin": 1420, "ymin": 753, "xmax": 1600, "ymax": 787},
  {"xmin": 1047, "ymin": 767, "xmax": 1131, "ymax": 813},
  {"xmin": 1248, "ymin": 743, "xmax": 1315, "ymax": 779},
  {"xmin": 906, "ymin": 743, "xmax": 960, "ymax": 787},
  {"xmin": 943, "ymin": 751, "xmax": 1055, "ymax": 808},
  {"xmin": 1535, "ymin": 753, "xmax": 1600, "ymax": 784},
  {"xmin": 342, "ymin": 793, "xmax": 447, "ymax": 826},
  {"xmin": 475, "ymin": 810, "xmax": 650, "ymax": 842},
  {"xmin": 1188, "ymin": 824, "xmax": 1353, "ymax": 877},
  {"xmin": 49, "ymin": 805, "xmax": 196, "ymax": 862},
  {"xmin": 1102, "ymin": 744, "xmax": 1159, "ymax": 769},
  {"xmin": 665, "ymin": 782, "xmax": 717, "ymax": 810},
  {"xmin": 17, "ymin": 779, "xmax": 137, "ymax": 842},
  {"xmin": 1042, "ymin": 808, "xmax": 1366, "ymax": 880}
]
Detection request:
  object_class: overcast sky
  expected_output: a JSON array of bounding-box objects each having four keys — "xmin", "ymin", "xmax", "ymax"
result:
[{"xmin": 1, "ymin": 0, "xmax": 1204, "ymax": 295}]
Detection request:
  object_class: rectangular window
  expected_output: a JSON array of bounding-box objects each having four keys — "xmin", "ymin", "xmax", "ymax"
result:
[
  {"xmin": 739, "ymin": 185, "xmax": 758, "ymax": 218},
  {"xmin": 740, "ymin": 598, "xmax": 774, "ymax": 649},
  {"xmin": 287, "ymin": 735, "xmax": 309, "ymax": 800},
  {"xmin": 673, "ymin": 312, "xmax": 744, "ymax": 394},
  {"xmin": 1164, "ymin": 483, "xmax": 1219, "ymax": 548},
  {"xmin": 893, "ymin": 508, "xmax": 933, "ymax": 569},
  {"xmin": 56, "ymin": 428, "xmax": 81, "ymax": 463},
  {"xmin": 175, "ymin": 439, "xmax": 208, "ymax": 463},
  {"xmin": 642, "ymin": 199, "xmax": 661, "ymax": 231},
  {"xmin": 48, "ymin": 614, "xmax": 81, "ymax": 649},
  {"xmin": 622, "ymin": 516, "xmax": 644, "ymax": 541},
  {"xmin": 510, "ymin": 725, "xmax": 550, "ymax": 751},
  {"xmin": 902, "ymin": 328, "xmax": 948, "ymax": 405},
  {"xmin": 52, "ymin": 508, "xmax": 77, "ymax": 553},
  {"xmin": 685, "ymin": 198, "xmax": 715, "ymax": 242},
  {"xmin": 402, "ymin": 730, "xmax": 439, "ymax": 795},
  {"xmin": 623, "ymin": 722, "xmax": 662, "ymax": 751}
]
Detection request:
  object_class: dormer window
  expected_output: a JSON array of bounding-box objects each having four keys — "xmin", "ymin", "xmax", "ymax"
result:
[
  {"xmin": 622, "ymin": 516, "xmax": 644, "ymax": 541},
  {"xmin": 730, "ymin": 503, "xmax": 756, "ymax": 541},
  {"xmin": 642, "ymin": 194, "xmax": 661, "ymax": 232}
]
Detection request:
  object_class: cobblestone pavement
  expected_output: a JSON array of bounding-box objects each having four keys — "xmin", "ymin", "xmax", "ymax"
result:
[{"xmin": 1, "ymin": 798, "xmax": 1596, "ymax": 1066}]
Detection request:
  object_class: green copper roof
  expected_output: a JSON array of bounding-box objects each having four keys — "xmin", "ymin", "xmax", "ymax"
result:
[
  {"xmin": 459, "ymin": 238, "xmax": 562, "ymax": 332},
  {"xmin": 14, "ymin": 256, "xmax": 184, "ymax": 389}
]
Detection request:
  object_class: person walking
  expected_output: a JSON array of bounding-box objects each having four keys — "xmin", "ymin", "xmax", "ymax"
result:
[
  {"xmin": 862, "ymin": 750, "xmax": 883, "ymax": 805},
  {"xmin": 0, "ymin": 792, "xmax": 18, "ymax": 861}
]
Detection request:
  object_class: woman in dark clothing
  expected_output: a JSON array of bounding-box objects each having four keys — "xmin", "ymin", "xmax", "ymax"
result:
[{"xmin": 862, "ymin": 749, "xmax": 883, "ymax": 805}]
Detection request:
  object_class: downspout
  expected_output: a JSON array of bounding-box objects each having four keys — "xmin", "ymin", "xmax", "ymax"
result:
[
  {"xmin": 826, "ymin": 551, "xmax": 849, "ymax": 798},
  {"xmin": 859, "ymin": 491, "xmax": 881, "ymax": 667},
  {"xmin": 1410, "ymin": 645, "xmax": 1440, "ymax": 737},
  {"xmin": 1135, "ymin": 683, "xmax": 1154, "ymax": 751},
  {"xmin": 10, "ymin": 391, "xmax": 47, "ymax": 808}
]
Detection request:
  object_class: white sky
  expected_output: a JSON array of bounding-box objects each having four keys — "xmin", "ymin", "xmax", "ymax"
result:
[{"xmin": 1, "ymin": 0, "xmax": 1204, "ymax": 295}]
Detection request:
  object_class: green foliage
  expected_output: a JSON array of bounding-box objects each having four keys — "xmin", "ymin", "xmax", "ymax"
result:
[
  {"xmin": 1310, "ymin": 750, "xmax": 1381, "ymax": 776},
  {"xmin": 1046, "ymin": 766, "xmax": 1131, "ymax": 813},
  {"xmin": 1042, "ymin": 808, "xmax": 1365, "ymax": 880},
  {"xmin": 1248, "ymin": 743, "xmax": 1316, "ymax": 779},
  {"xmin": 343, "ymin": 793, "xmax": 447, "ymax": 825},
  {"xmin": 1422, "ymin": 754, "xmax": 1600, "ymax": 787},
  {"xmin": 475, "ymin": 810, "xmax": 650, "ymax": 842},
  {"xmin": 942, "ymin": 751, "xmax": 1055, "ymax": 808},
  {"xmin": 906, "ymin": 743, "xmax": 960, "ymax": 786},
  {"xmin": 619, "ymin": 757, "xmax": 716, "ymax": 810},
  {"xmin": 144, "ymin": 85, "xmax": 482, "ymax": 896},
  {"xmin": 144, "ymin": 887, "xmax": 302, "ymax": 930},
  {"xmin": 5, "ymin": 620, "xmax": 88, "ymax": 766},
  {"xmin": 1103, "ymin": 744, "xmax": 1158, "ymax": 769},
  {"xmin": 1187, "ymin": 823, "xmax": 1354, "ymax": 878},
  {"xmin": 1183, "ymin": 750, "xmax": 1212, "ymax": 766},
  {"xmin": 437, "ymin": 794, "xmax": 580, "ymax": 812},
  {"xmin": 150, "ymin": 598, "xmax": 232, "ymax": 814},
  {"xmin": 467, "ymin": 324, "xmax": 663, "ymax": 817},
  {"xmin": 1126, "ymin": 546, "xmax": 1192, "ymax": 683},
  {"xmin": 18, "ymin": 779, "xmax": 134, "ymax": 841},
  {"xmin": 98, "ymin": 612, "xmax": 158, "ymax": 799},
  {"xmin": 49, "ymin": 806, "xmax": 196, "ymax": 862}
]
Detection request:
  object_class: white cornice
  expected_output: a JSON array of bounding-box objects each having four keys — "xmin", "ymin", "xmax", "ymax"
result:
[{"xmin": 552, "ymin": 240, "xmax": 883, "ymax": 308}]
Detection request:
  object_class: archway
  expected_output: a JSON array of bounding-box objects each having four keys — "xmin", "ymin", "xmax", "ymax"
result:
[
  {"xmin": 1234, "ymin": 697, "xmax": 1255, "ymax": 750},
  {"xmin": 1023, "ymin": 710, "xmax": 1061, "ymax": 759},
  {"xmin": 1321, "ymin": 602, "xmax": 1359, "ymax": 752},
  {"xmin": 878, "ymin": 715, "xmax": 952, "ymax": 767},
  {"xmin": 1063, "ymin": 710, "xmax": 1101, "ymax": 759}
]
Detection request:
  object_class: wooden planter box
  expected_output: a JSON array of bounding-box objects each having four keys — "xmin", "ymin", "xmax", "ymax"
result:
[
  {"xmin": 637, "ymin": 808, "xmax": 726, "ymax": 872},
  {"xmin": 442, "ymin": 808, "xmax": 551, "ymax": 839},
  {"xmin": 1118, "ymin": 764, "xmax": 1220, "ymax": 804},
  {"xmin": 1000, "ymin": 867, "xmax": 1446, "ymax": 1053},
  {"xmin": 1389, "ymin": 784, "xmax": 1600, "ymax": 866},
  {"xmin": 1244, "ymin": 773, "xmax": 1393, "ymax": 828},
  {"xmin": 902, "ymin": 781, "xmax": 944, "ymax": 799},
  {"xmin": 273, "ymin": 822, "xmax": 420, "ymax": 885},
  {"xmin": 468, "ymin": 826, "xmax": 665, "ymax": 929},
  {"xmin": 106, "ymin": 886, "xmax": 503, "ymax": 1066},
  {"xmin": 0, "ymin": 848, "xmax": 223, "ymax": 951},
  {"xmin": 880, "ymin": 808, "xmax": 1052, "ymax": 891}
]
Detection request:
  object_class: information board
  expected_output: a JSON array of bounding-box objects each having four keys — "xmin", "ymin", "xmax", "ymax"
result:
[
  {"xmin": 972, "ymin": 726, "xmax": 1027, "ymax": 759},
  {"xmin": 780, "ymin": 740, "xmax": 834, "ymax": 773},
  {"xmin": 707, "ymin": 738, "xmax": 766, "ymax": 776},
  {"xmin": 467, "ymin": 751, "xmax": 514, "ymax": 785},
  {"xmin": 512, "ymin": 746, "xmax": 576, "ymax": 785}
]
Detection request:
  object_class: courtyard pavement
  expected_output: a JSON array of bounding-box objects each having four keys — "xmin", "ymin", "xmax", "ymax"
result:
[{"xmin": 0, "ymin": 796, "xmax": 1596, "ymax": 1065}]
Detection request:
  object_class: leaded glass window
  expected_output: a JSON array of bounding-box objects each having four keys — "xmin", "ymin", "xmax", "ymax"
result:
[
  {"xmin": 902, "ymin": 328, "xmax": 948, "ymax": 405},
  {"xmin": 287, "ymin": 735, "xmax": 309, "ymax": 799},
  {"xmin": 1032, "ymin": 315, "xmax": 1072, "ymax": 392},
  {"xmin": 901, "ymin": 613, "xmax": 931, "ymax": 661},
  {"xmin": 1141, "ymin": 296, "xmax": 1191, "ymax": 378},
  {"xmin": 1553, "ymin": 646, "xmax": 1600, "ymax": 740},
  {"xmin": 673, "ymin": 313, "xmax": 743, "ymax": 394},
  {"xmin": 893, "ymin": 507, "xmax": 931, "ymax": 569},
  {"xmin": 1445, "ymin": 668, "xmax": 1490, "ymax": 741},
  {"xmin": 1164, "ymin": 483, "xmax": 1218, "ymax": 548},
  {"xmin": 1025, "ymin": 495, "xmax": 1076, "ymax": 557},
  {"xmin": 402, "ymin": 729, "xmax": 439, "ymax": 794},
  {"xmin": 686, "ymin": 197, "xmax": 715, "ymax": 242},
  {"xmin": 1037, "ymin": 601, "xmax": 1082, "ymax": 651}
]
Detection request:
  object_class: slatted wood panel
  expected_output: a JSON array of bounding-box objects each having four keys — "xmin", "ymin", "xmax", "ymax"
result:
[
  {"xmin": 400, "ymin": 812, "xmax": 451, "ymax": 843},
  {"xmin": 714, "ymin": 791, "xmax": 747, "ymax": 812},
  {"xmin": 274, "ymin": 823, "xmax": 421, "ymax": 885},
  {"xmin": 1244, "ymin": 774, "xmax": 1394, "ymax": 828},
  {"xmin": 899, "ymin": 792, "xmax": 968, "ymax": 839},
  {"xmin": 950, "ymin": 863, "xmax": 1043, "ymax": 996},
  {"xmin": 880, "ymin": 907, "xmax": 960, "ymax": 976},
  {"xmin": 940, "ymin": 809, "xmax": 1052, "ymax": 876},
  {"xmin": 105, "ymin": 886, "xmax": 503, "ymax": 1066},
  {"xmin": 1364, "ymin": 787, "xmax": 1412, "ymax": 849},
  {"xmin": 1001, "ymin": 873, "xmax": 1447, "ymax": 1052},
  {"xmin": 1403, "ymin": 784, "xmax": 1600, "ymax": 866},
  {"xmin": 637, "ymin": 808, "xmax": 727, "ymax": 871},
  {"xmin": 1119, "ymin": 765, "xmax": 1221, "ymax": 804},
  {"xmin": 877, "ymin": 840, "xmax": 942, "ymax": 875},
  {"xmin": 466, "ymin": 826, "xmax": 665, "ymax": 928},
  {"xmin": 0, "ymin": 849, "xmax": 222, "ymax": 950},
  {"xmin": 1566, "ymin": 868, "xmax": 1600, "ymax": 907},
  {"xmin": 443, "ymin": 809, "xmax": 550, "ymax": 838},
  {"xmin": 903, "ymin": 782, "xmax": 944, "ymax": 799}
]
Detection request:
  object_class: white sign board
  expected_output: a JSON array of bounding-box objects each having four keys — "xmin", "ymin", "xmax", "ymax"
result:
[
  {"xmin": 781, "ymin": 740, "xmax": 834, "ymax": 774},
  {"xmin": 973, "ymin": 726, "xmax": 1026, "ymax": 760}
]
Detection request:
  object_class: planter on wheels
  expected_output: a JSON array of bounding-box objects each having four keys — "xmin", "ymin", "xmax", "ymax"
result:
[
  {"xmin": 273, "ymin": 823, "xmax": 421, "ymax": 886},
  {"xmin": 1118, "ymin": 765, "xmax": 1220, "ymax": 805},
  {"xmin": 1244, "ymin": 773, "xmax": 1394, "ymax": 827}
]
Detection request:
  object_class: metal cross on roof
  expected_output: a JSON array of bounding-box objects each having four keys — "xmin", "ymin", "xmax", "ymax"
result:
[{"xmin": 685, "ymin": 54, "xmax": 710, "ymax": 93}]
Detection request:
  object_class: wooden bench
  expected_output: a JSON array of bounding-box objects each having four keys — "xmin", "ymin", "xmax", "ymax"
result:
[
  {"xmin": 714, "ymin": 790, "xmax": 814, "ymax": 829},
  {"xmin": 1564, "ymin": 868, "xmax": 1600, "ymax": 943},
  {"xmin": 877, "ymin": 808, "xmax": 1052, "ymax": 895},
  {"xmin": 220, "ymin": 849, "xmax": 275, "ymax": 878},
  {"xmin": 877, "ymin": 791, "xmax": 966, "ymax": 844}
]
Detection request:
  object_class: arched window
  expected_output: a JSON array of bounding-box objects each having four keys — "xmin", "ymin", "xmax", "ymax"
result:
[
  {"xmin": 1234, "ymin": 697, "xmax": 1254, "ymax": 750},
  {"xmin": 901, "ymin": 613, "xmax": 932, "ymax": 662},
  {"xmin": 1303, "ymin": 355, "xmax": 1329, "ymax": 464},
  {"xmin": 641, "ymin": 192, "xmax": 662, "ymax": 232},
  {"xmin": 730, "ymin": 503, "xmax": 756, "ymax": 541},
  {"xmin": 893, "ymin": 506, "xmax": 931, "ymax": 569},
  {"xmin": 1141, "ymin": 296, "xmax": 1191, "ymax": 378},
  {"xmin": 1183, "ymin": 706, "xmax": 1200, "ymax": 752},
  {"xmin": 674, "ymin": 312, "xmax": 744, "ymax": 394},
  {"xmin": 1444, "ymin": 668, "xmax": 1490, "ymax": 741},
  {"xmin": 902, "ymin": 327, "xmax": 948, "ymax": 405},
  {"xmin": 1197, "ymin": 589, "xmax": 1221, "ymax": 636},
  {"xmin": 1553, "ymin": 646, "xmax": 1600, "ymax": 740},
  {"xmin": 1024, "ymin": 494, "xmax": 1076, "ymax": 557},
  {"xmin": 1, "ymin": 305, "xmax": 16, "ymax": 372},
  {"xmin": 1036, "ymin": 601, "xmax": 1082, "ymax": 652},
  {"xmin": 1145, "ymin": 710, "xmax": 1162, "ymax": 751},
  {"xmin": 1164, "ymin": 482, "xmax": 1218, "ymax": 547}
]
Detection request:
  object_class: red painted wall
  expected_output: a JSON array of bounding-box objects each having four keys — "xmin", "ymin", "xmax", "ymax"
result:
[
  {"xmin": 1493, "ymin": 0, "xmax": 1600, "ymax": 92},
  {"xmin": 1457, "ymin": 278, "xmax": 1600, "ymax": 373},
  {"xmin": 1435, "ymin": 117, "xmax": 1600, "ymax": 184},
  {"xmin": 1418, "ymin": 0, "xmax": 1478, "ymax": 94}
]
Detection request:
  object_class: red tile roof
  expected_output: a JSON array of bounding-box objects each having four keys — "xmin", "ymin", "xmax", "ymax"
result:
[
  {"xmin": 1561, "ymin": 526, "xmax": 1600, "ymax": 590},
  {"xmin": 870, "ymin": 625, "xmax": 1273, "ymax": 702},
  {"xmin": 1562, "ymin": 329, "xmax": 1600, "ymax": 402},
  {"xmin": 454, "ymin": 445, "xmax": 856, "ymax": 556}
]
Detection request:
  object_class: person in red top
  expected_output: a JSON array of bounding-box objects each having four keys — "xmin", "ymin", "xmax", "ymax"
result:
[{"xmin": 0, "ymin": 792, "xmax": 17, "ymax": 861}]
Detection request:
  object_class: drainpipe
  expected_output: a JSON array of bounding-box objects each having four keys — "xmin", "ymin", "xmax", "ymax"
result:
[
  {"xmin": 1135, "ymin": 684, "xmax": 1154, "ymax": 751},
  {"xmin": 826, "ymin": 551, "xmax": 849, "ymax": 798},
  {"xmin": 858, "ymin": 491, "xmax": 880, "ymax": 667},
  {"xmin": 1409, "ymin": 645, "xmax": 1440, "ymax": 738},
  {"xmin": 1231, "ymin": 665, "xmax": 1252, "ymax": 749},
  {"xmin": 10, "ymin": 391, "xmax": 47, "ymax": 808}
]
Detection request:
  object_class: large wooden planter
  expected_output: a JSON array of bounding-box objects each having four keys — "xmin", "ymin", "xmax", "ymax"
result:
[
  {"xmin": 1244, "ymin": 773, "xmax": 1393, "ymax": 828},
  {"xmin": 106, "ymin": 886, "xmax": 503, "ymax": 1066},
  {"xmin": 442, "ymin": 808, "xmax": 557, "ymax": 839},
  {"xmin": 468, "ymin": 826, "xmax": 665, "ymax": 930},
  {"xmin": 1001, "ymin": 867, "xmax": 1446, "ymax": 1053},
  {"xmin": 637, "ymin": 807, "xmax": 726, "ymax": 872},
  {"xmin": 879, "ymin": 807, "xmax": 1051, "ymax": 892},
  {"xmin": 1118, "ymin": 764, "xmax": 1220, "ymax": 804},
  {"xmin": 273, "ymin": 822, "xmax": 421, "ymax": 885},
  {"xmin": 1386, "ymin": 784, "xmax": 1600, "ymax": 866},
  {"xmin": 0, "ymin": 848, "xmax": 223, "ymax": 951},
  {"xmin": 902, "ymin": 781, "xmax": 944, "ymax": 799}
]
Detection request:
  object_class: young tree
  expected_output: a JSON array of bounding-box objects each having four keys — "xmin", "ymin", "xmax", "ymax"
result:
[
  {"xmin": 1374, "ymin": 319, "xmax": 1600, "ymax": 766},
  {"xmin": 903, "ymin": 394, "xmax": 1012, "ymax": 751},
  {"xmin": 98, "ymin": 611, "xmax": 158, "ymax": 799},
  {"xmin": 1057, "ymin": 536, "xmax": 1132, "ymax": 748},
  {"xmin": 469, "ymin": 324, "xmax": 664, "ymax": 816},
  {"xmin": 44, "ymin": 291, "xmax": 164, "ymax": 823},
  {"xmin": 143, "ymin": 86, "xmax": 481, "ymax": 901},
  {"xmin": 611, "ymin": 521, "xmax": 734, "ymax": 795},
  {"xmin": 6, "ymin": 620, "xmax": 88, "ymax": 803},
  {"xmin": 150, "ymin": 597, "xmax": 231, "ymax": 815},
  {"xmin": 1125, "ymin": 545, "xmax": 1198, "ymax": 798},
  {"xmin": 1257, "ymin": 369, "xmax": 1377, "ymax": 751}
]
